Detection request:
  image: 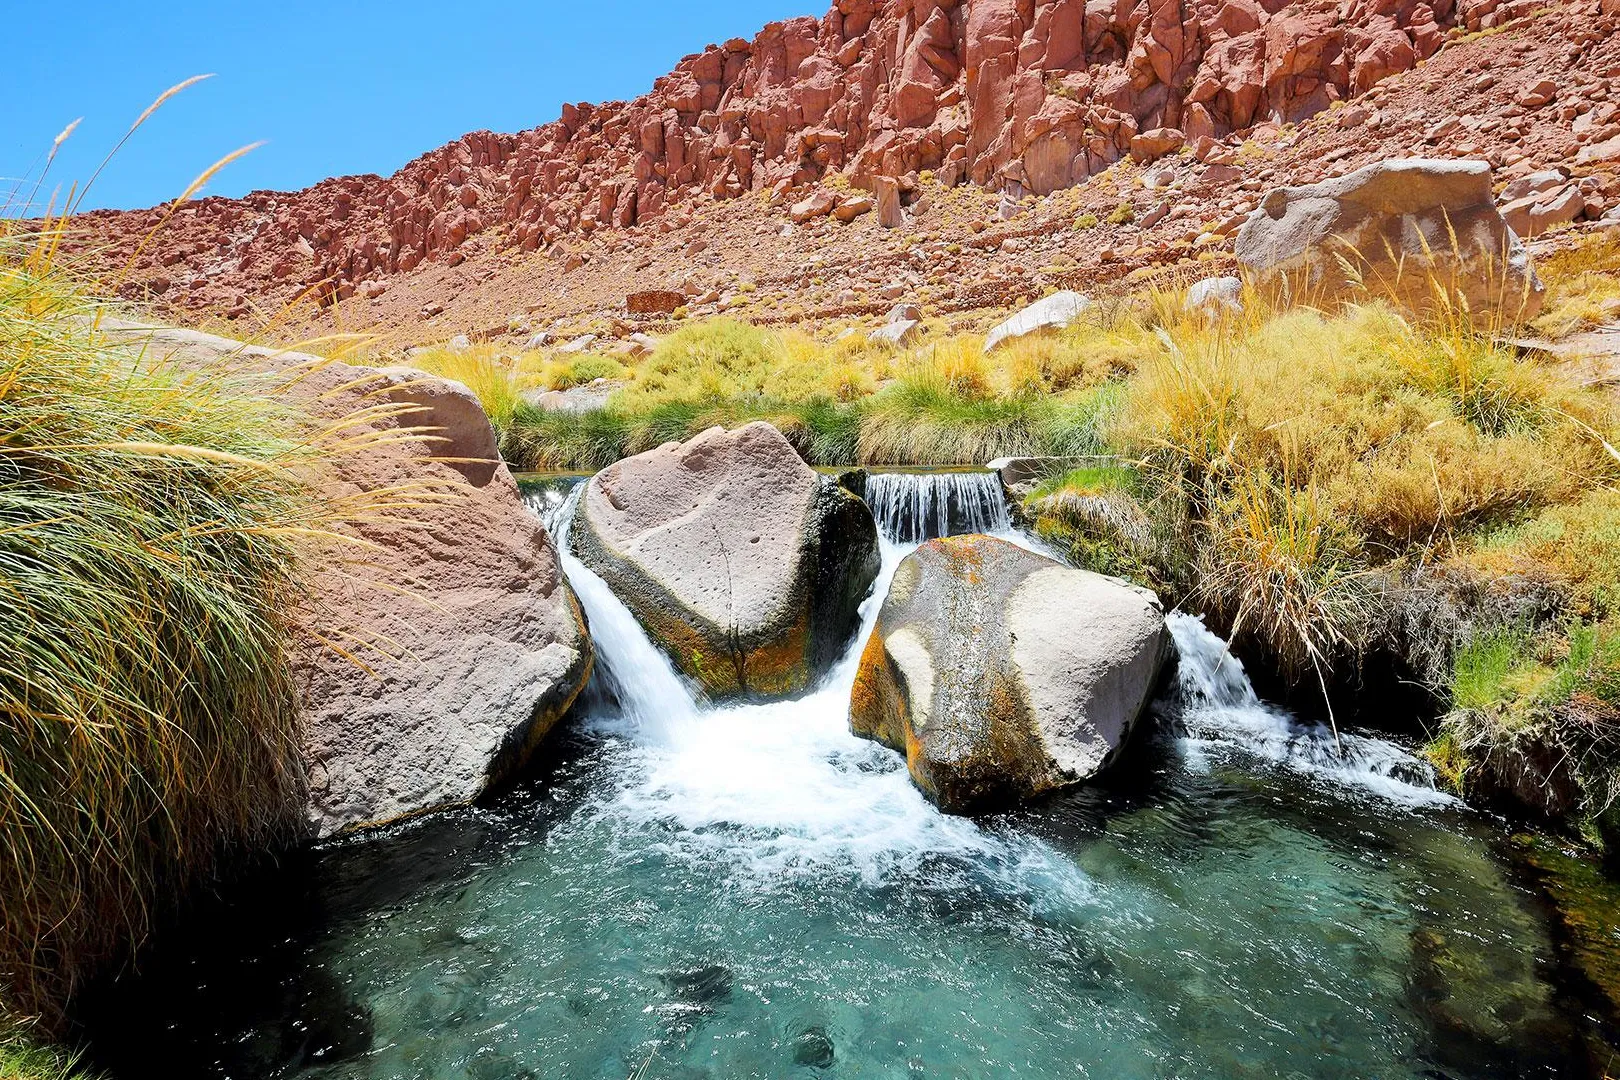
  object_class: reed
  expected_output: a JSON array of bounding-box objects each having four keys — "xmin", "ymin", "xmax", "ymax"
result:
[{"xmin": 0, "ymin": 233, "xmax": 325, "ymax": 1027}]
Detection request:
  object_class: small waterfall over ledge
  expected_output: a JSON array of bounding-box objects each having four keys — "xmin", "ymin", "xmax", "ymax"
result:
[
  {"xmin": 523, "ymin": 473, "xmax": 1444, "ymax": 812},
  {"xmin": 1162, "ymin": 614, "xmax": 1450, "ymax": 807},
  {"xmin": 863, "ymin": 470, "xmax": 1011, "ymax": 543}
]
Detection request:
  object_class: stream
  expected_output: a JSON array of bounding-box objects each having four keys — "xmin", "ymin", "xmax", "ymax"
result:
[{"xmin": 85, "ymin": 471, "xmax": 1598, "ymax": 1079}]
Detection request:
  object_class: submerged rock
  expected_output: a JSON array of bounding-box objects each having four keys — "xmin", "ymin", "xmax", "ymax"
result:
[
  {"xmin": 850, "ymin": 535, "xmax": 1168, "ymax": 813},
  {"xmin": 97, "ymin": 322, "xmax": 594, "ymax": 838},
  {"xmin": 572, "ymin": 421, "xmax": 880, "ymax": 698},
  {"xmin": 1235, "ymin": 158, "xmax": 1544, "ymax": 325}
]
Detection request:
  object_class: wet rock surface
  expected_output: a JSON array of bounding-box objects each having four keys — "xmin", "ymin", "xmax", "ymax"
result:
[
  {"xmin": 572, "ymin": 421, "xmax": 879, "ymax": 698},
  {"xmin": 851, "ymin": 534, "xmax": 1167, "ymax": 812}
]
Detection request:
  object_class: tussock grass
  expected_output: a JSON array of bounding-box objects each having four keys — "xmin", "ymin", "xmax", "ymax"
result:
[
  {"xmin": 0, "ymin": 1022, "xmax": 92, "ymax": 1080},
  {"xmin": 504, "ymin": 319, "xmax": 1120, "ymax": 469},
  {"xmin": 0, "ymin": 237, "xmax": 327, "ymax": 1027},
  {"xmin": 405, "ymin": 344, "xmax": 530, "ymax": 433},
  {"xmin": 1532, "ymin": 233, "xmax": 1620, "ymax": 340}
]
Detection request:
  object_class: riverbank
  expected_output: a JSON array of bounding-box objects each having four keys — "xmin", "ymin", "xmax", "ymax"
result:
[{"xmin": 405, "ymin": 230, "xmax": 1620, "ymax": 857}]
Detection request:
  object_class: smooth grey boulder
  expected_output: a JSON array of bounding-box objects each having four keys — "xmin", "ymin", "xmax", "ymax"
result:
[
  {"xmin": 572, "ymin": 421, "xmax": 880, "ymax": 698},
  {"xmin": 870, "ymin": 302, "xmax": 923, "ymax": 346},
  {"xmin": 850, "ymin": 535, "xmax": 1168, "ymax": 813},
  {"xmin": 1235, "ymin": 158, "xmax": 1544, "ymax": 325},
  {"xmin": 983, "ymin": 291, "xmax": 1091, "ymax": 353}
]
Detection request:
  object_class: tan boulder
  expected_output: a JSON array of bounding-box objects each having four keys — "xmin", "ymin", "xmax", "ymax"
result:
[
  {"xmin": 1130, "ymin": 128, "xmax": 1186, "ymax": 162},
  {"xmin": 1235, "ymin": 159, "xmax": 1544, "ymax": 325},
  {"xmin": 851, "ymin": 536, "xmax": 1168, "ymax": 813},
  {"xmin": 791, "ymin": 190, "xmax": 835, "ymax": 222},
  {"xmin": 834, "ymin": 195, "xmax": 875, "ymax": 222},
  {"xmin": 97, "ymin": 322, "xmax": 592, "ymax": 838},
  {"xmin": 571, "ymin": 422, "xmax": 879, "ymax": 699},
  {"xmin": 874, "ymin": 175, "xmax": 903, "ymax": 229}
]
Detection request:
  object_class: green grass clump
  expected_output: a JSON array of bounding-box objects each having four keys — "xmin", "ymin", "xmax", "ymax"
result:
[
  {"xmin": 1, "ymin": 1022, "xmax": 93, "ymax": 1080},
  {"xmin": 0, "ymin": 237, "xmax": 323, "ymax": 1026}
]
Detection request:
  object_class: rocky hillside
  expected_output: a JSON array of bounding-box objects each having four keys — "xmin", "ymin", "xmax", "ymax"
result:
[{"xmin": 72, "ymin": 0, "xmax": 1620, "ymax": 339}]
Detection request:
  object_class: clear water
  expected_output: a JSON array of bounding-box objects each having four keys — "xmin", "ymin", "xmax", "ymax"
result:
[{"xmin": 87, "ymin": 474, "xmax": 1595, "ymax": 1079}]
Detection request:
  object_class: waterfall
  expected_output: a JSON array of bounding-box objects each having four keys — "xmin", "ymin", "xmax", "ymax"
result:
[
  {"xmin": 1163, "ymin": 613, "xmax": 1451, "ymax": 807},
  {"xmin": 863, "ymin": 470, "xmax": 1011, "ymax": 543},
  {"xmin": 536, "ymin": 485, "xmax": 699, "ymax": 741},
  {"xmin": 520, "ymin": 479, "xmax": 1092, "ymax": 894}
]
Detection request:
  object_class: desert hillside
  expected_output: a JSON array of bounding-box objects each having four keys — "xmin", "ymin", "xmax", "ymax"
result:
[{"xmin": 72, "ymin": 0, "xmax": 1620, "ymax": 344}]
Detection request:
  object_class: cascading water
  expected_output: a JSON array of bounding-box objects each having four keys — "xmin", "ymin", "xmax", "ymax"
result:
[
  {"xmin": 95, "ymin": 472, "xmax": 1588, "ymax": 1080},
  {"xmin": 863, "ymin": 469, "xmax": 1012, "ymax": 543},
  {"xmin": 1163, "ymin": 612, "xmax": 1450, "ymax": 806},
  {"xmin": 528, "ymin": 476, "xmax": 1084, "ymax": 887}
]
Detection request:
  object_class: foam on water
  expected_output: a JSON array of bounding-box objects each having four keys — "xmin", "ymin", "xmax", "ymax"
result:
[{"xmin": 1164, "ymin": 612, "xmax": 1452, "ymax": 808}]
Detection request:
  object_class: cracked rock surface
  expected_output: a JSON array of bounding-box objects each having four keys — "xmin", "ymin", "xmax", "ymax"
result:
[{"xmin": 572, "ymin": 421, "xmax": 879, "ymax": 698}]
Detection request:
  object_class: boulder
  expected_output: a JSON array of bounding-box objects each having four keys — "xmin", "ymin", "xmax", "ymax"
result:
[
  {"xmin": 791, "ymin": 190, "xmax": 836, "ymax": 222},
  {"xmin": 1502, "ymin": 187, "xmax": 1586, "ymax": 238},
  {"xmin": 850, "ymin": 536, "xmax": 1168, "ymax": 813},
  {"xmin": 1501, "ymin": 170, "xmax": 1568, "ymax": 203},
  {"xmin": 874, "ymin": 176, "xmax": 904, "ymax": 229},
  {"xmin": 1185, "ymin": 276, "xmax": 1245, "ymax": 320},
  {"xmin": 983, "ymin": 291, "xmax": 1092, "ymax": 353},
  {"xmin": 1578, "ymin": 135, "xmax": 1620, "ymax": 166},
  {"xmin": 1235, "ymin": 159, "xmax": 1544, "ymax": 325},
  {"xmin": 97, "ymin": 322, "xmax": 593, "ymax": 838},
  {"xmin": 571, "ymin": 422, "xmax": 880, "ymax": 698},
  {"xmin": 869, "ymin": 319, "xmax": 922, "ymax": 346},
  {"xmin": 1130, "ymin": 128, "xmax": 1186, "ymax": 162},
  {"xmin": 834, "ymin": 195, "xmax": 875, "ymax": 222},
  {"xmin": 626, "ymin": 289, "xmax": 685, "ymax": 315},
  {"xmin": 869, "ymin": 301, "xmax": 923, "ymax": 346}
]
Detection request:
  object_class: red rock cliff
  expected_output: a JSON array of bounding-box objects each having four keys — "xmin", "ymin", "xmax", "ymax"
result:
[{"xmin": 79, "ymin": 0, "xmax": 1521, "ymax": 312}]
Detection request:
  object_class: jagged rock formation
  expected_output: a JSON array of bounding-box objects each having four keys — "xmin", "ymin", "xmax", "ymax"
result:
[{"xmin": 75, "ymin": 0, "xmax": 1516, "ymax": 315}]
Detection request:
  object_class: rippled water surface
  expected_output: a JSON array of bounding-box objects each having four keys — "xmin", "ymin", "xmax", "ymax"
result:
[{"xmin": 86, "ymin": 474, "xmax": 1596, "ymax": 1079}]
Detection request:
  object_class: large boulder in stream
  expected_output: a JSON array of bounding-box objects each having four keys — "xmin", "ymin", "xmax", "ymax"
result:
[
  {"xmin": 851, "ymin": 535, "xmax": 1168, "ymax": 813},
  {"xmin": 98, "ymin": 322, "xmax": 594, "ymax": 838},
  {"xmin": 571, "ymin": 421, "xmax": 880, "ymax": 698},
  {"xmin": 1235, "ymin": 159, "xmax": 1544, "ymax": 325}
]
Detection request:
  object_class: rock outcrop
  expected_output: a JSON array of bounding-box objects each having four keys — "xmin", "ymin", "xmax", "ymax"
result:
[
  {"xmin": 97, "ymin": 322, "xmax": 594, "ymax": 838},
  {"xmin": 850, "ymin": 534, "xmax": 1167, "ymax": 812},
  {"xmin": 78, "ymin": 0, "xmax": 1484, "ymax": 316},
  {"xmin": 571, "ymin": 421, "xmax": 880, "ymax": 698},
  {"xmin": 1235, "ymin": 158, "xmax": 1545, "ymax": 323}
]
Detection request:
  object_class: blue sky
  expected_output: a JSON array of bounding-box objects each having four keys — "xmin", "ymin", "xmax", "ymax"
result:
[{"xmin": 4, "ymin": 1, "xmax": 820, "ymax": 213}]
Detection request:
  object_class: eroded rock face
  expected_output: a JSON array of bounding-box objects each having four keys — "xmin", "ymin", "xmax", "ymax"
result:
[
  {"xmin": 850, "ymin": 535, "xmax": 1167, "ymax": 813},
  {"xmin": 1235, "ymin": 158, "xmax": 1545, "ymax": 323},
  {"xmin": 96, "ymin": 322, "xmax": 594, "ymax": 838},
  {"xmin": 572, "ymin": 421, "xmax": 880, "ymax": 698},
  {"xmin": 79, "ymin": 1, "xmax": 1476, "ymax": 314}
]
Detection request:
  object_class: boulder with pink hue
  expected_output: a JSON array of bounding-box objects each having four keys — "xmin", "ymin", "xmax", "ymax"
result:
[
  {"xmin": 97, "ymin": 322, "xmax": 594, "ymax": 838},
  {"xmin": 571, "ymin": 422, "xmax": 879, "ymax": 699},
  {"xmin": 1235, "ymin": 159, "xmax": 1545, "ymax": 325}
]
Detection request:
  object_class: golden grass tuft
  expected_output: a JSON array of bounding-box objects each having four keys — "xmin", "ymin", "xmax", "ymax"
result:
[{"xmin": 0, "ymin": 233, "xmax": 331, "ymax": 1029}]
